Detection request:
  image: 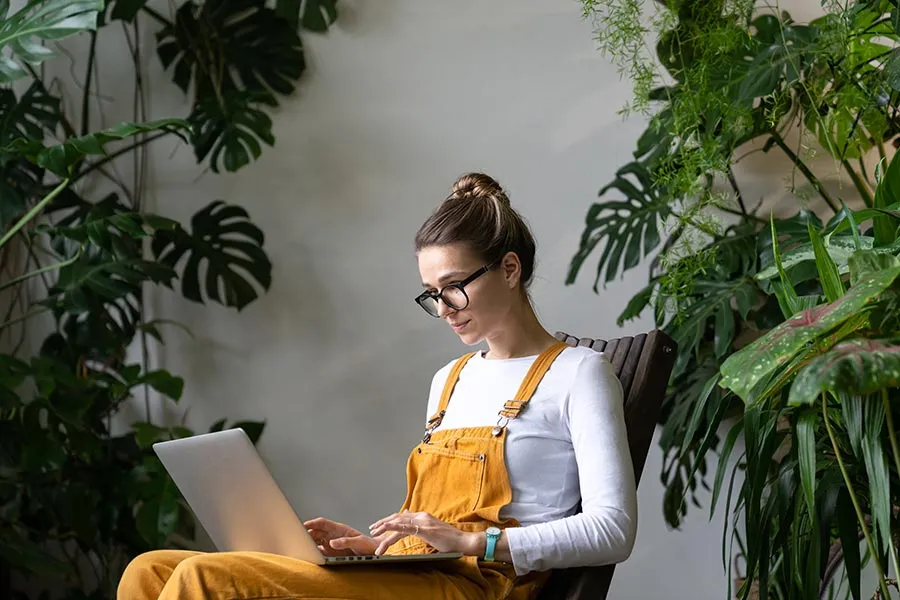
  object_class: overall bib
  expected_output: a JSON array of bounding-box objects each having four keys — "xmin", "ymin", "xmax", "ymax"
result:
[{"xmin": 117, "ymin": 342, "xmax": 567, "ymax": 600}]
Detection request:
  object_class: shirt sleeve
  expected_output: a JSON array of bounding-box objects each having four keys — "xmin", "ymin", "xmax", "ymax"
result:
[{"xmin": 504, "ymin": 351, "xmax": 638, "ymax": 575}]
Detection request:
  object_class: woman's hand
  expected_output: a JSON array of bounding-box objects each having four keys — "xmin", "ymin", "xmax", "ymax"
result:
[
  {"xmin": 303, "ymin": 517, "xmax": 380, "ymax": 556},
  {"xmin": 369, "ymin": 511, "xmax": 482, "ymax": 556}
]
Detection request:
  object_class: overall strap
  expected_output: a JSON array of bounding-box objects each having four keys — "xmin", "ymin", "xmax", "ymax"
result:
[
  {"xmin": 493, "ymin": 341, "xmax": 568, "ymax": 436},
  {"xmin": 422, "ymin": 352, "xmax": 477, "ymax": 443}
]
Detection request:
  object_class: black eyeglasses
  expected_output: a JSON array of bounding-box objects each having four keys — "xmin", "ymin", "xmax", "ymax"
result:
[{"xmin": 415, "ymin": 260, "xmax": 499, "ymax": 318}]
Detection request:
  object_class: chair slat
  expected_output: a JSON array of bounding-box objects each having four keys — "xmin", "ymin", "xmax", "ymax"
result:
[
  {"xmin": 601, "ymin": 338, "xmax": 619, "ymax": 362},
  {"xmin": 617, "ymin": 333, "xmax": 646, "ymax": 397}
]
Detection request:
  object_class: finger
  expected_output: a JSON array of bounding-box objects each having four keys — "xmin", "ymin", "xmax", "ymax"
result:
[
  {"xmin": 370, "ymin": 517, "xmax": 418, "ymax": 538},
  {"xmin": 369, "ymin": 511, "xmax": 404, "ymax": 530},
  {"xmin": 303, "ymin": 517, "xmax": 328, "ymax": 528},
  {"xmin": 331, "ymin": 536, "xmax": 368, "ymax": 555},
  {"xmin": 374, "ymin": 532, "xmax": 405, "ymax": 556}
]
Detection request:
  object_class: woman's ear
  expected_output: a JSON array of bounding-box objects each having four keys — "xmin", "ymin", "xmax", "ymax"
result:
[{"xmin": 500, "ymin": 251, "xmax": 522, "ymax": 289}]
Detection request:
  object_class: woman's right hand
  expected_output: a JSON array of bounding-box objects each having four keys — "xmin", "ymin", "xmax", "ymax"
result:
[{"xmin": 303, "ymin": 517, "xmax": 380, "ymax": 556}]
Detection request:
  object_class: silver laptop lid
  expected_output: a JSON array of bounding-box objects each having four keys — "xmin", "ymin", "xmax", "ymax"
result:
[{"xmin": 153, "ymin": 428, "xmax": 325, "ymax": 564}]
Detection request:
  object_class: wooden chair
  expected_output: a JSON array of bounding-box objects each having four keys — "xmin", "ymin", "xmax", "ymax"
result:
[{"xmin": 535, "ymin": 329, "xmax": 678, "ymax": 600}]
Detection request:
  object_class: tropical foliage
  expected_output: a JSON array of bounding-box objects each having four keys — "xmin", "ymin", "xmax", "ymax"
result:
[
  {"xmin": 0, "ymin": 0, "xmax": 337, "ymax": 598},
  {"xmin": 570, "ymin": 0, "xmax": 900, "ymax": 596}
]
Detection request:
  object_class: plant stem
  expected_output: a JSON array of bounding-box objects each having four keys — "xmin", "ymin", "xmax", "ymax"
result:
[
  {"xmin": 0, "ymin": 179, "xmax": 70, "ymax": 250},
  {"xmin": 881, "ymin": 389, "xmax": 900, "ymax": 588},
  {"xmin": 842, "ymin": 159, "xmax": 874, "ymax": 208},
  {"xmin": 71, "ymin": 132, "xmax": 171, "ymax": 185},
  {"xmin": 824, "ymin": 394, "xmax": 892, "ymax": 599},
  {"xmin": 141, "ymin": 6, "xmax": 173, "ymax": 28},
  {"xmin": 770, "ymin": 133, "xmax": 840, "ymax": 213},
  {"xmin": 719, "ymin": 205, "xmax": 767, "ymax": 224},
  {"xmin": 883, "ymin": 389, "xmax": 900, "ymax": 490},
  {"xmin": 81, "ymin": 32, "xmax": 97, "ymax": 137},
  {"xmin": 726, "ymin": 167, "xmax": 748, "ymax": 215},
  {"xmin": 0, "ymin": 246, "xmax": 82, "ymax": 294}
]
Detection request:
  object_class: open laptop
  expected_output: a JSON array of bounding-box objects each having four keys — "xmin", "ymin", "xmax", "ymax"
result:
[{"xmin": 152, "ymin": 428, "xmax": 462, "ymax": 566}]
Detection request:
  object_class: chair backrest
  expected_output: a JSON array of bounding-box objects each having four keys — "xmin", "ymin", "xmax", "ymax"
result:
[{"xmin": 535, "ymin": 329, "xmax": 677, "ymax": 600}]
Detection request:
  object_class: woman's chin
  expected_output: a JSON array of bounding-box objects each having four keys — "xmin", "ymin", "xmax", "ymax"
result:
[{"xmin": 455, "ymin": 328, "xmax": 482, "ymax": 346}]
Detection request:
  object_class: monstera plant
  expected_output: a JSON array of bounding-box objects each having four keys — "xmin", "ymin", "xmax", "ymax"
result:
[{"xmin": 0, "ymin": 0, "xmax": 338, "ymax": 598}]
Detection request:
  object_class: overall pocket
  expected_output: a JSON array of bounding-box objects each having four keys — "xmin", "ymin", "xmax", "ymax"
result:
[{"xmin": 406, "ymin": 441, "xmax": 486, "ymax": 519}]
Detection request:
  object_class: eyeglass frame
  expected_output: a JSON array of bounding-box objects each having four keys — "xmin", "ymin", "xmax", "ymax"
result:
[{"xmin": 414, "ymin": 259, "xmax": 500, "ymax": 317}]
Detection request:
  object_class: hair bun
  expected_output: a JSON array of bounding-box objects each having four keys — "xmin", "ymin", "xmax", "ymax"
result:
[{"xmin": 448, "ymin": 172, "xmax": 509, "ymax": 206}]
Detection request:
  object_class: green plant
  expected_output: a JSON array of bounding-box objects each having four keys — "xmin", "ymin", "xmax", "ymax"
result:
[
  {"xmin": 570, "ymin": 0, "xmax": 900, "ymax": 525},
  {"xmin": 0, "ymin": 0, "xmax": 338, "ymax": 598},
  {"xmin": 569, "ymin": 0, "xmax": 900, "ymax": 596}
]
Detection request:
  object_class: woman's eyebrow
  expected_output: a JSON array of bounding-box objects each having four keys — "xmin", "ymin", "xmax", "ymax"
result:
[{"xmin": 422, "ymin": 271, "xmax": 467, "ymax": 288}]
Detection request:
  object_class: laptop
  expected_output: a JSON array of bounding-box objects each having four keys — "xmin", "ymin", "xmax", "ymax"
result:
[{"xmin": 152, "ymin": 428, "xmax": 463, "ymax": 566}]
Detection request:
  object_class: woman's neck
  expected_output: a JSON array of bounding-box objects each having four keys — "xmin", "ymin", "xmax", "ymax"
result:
[{"xmin": 482, "ymin": 300, "xmax": 557, "ymax": 360}]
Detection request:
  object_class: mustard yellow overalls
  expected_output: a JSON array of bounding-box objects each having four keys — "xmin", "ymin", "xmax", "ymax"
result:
[{"xmin": 117, "ymin": 342, "xmax": 567, "ymax": 600}]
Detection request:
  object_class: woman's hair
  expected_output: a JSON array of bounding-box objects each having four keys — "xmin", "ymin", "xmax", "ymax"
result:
[{"xmin": 414, "ymin": 172, "xmax": 537, "ymax": 289}]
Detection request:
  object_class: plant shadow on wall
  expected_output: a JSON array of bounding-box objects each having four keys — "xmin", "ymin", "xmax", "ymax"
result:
[
  {"xmin": 0, "ymin": 0, "xmax": 338, "ymax": 598},
  {"xmin": 569, "ymin": 0, "xmax": 900, "ymax": 598}
]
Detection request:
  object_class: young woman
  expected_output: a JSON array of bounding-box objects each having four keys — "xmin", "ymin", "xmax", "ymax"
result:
[{"xmin": 117, "ymin": 173, "xmax": 637, "ymax": 600}]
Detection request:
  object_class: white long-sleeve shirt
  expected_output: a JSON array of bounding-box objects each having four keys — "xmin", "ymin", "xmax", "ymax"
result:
[{"xmin": 425, "ymin": 345, "xmax": 637, "ymax": 576}]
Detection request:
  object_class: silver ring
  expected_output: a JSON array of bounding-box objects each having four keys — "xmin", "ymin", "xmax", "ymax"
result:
[{"xmin": 414, "ymin": 525, "xmax": 419, "ymax": 536}]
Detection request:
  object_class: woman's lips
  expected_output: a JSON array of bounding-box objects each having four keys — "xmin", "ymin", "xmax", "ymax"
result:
[{"xmin": 450, "ymin": 320, "xmax": 470, "ymax": 332}]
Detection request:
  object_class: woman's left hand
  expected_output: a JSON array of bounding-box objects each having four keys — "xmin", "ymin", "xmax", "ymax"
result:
[{"xmin": 369, "ymin": 511, "xmax": 481, "ymax": 556}]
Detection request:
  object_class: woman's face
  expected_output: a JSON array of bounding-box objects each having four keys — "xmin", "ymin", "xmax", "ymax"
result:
[{"xmin": 416, "ymin": 243, "xmax": 519, "ymax": 345}]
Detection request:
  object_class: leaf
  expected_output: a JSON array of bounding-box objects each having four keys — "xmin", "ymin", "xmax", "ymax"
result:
[
  {"xmin": 617, "ymin": 281, "xmax": 656, "ymax": 326},
  {"xmin": 108, "ymin": 0, "xmax": 148, "ymax": 22},
  {"xmin": 720, "ymin": 266, "xmax": 900, "ymax": 401},
  {"xmin": 709, "ymin": 419, "xmax": 743, "ymax": 519},
  {"xmin": 0, "ymin": 82, "xmax": 60, "ymax": 229},
  {"xmin": 788, "ymin": 340, "xmax": 900, "ymax": 405},
  {"xmin": 274, "ymin": 0, "xmax": 338, "ymax": 32},
  {"xmin": 861, "ymin": 398, "xmax": 890, "ymax": 555},
  {"xmin": 157, "ymin": 0, "xmax": 305, "ymax": 101},
  {"xmin": 808, "ymin": 220, "xmax": 845, "ymax": 302},
  {"xmin": 188, "ymin": 91, "xmax": 275, "ymax": 173},
  {"xmin": 45, "ymin": 254, "xmax": 175, "ymax": 314},
  {"xmin": 848, "ymin": 249, "xmax": 900, "ymax": 285},
  {"xmin": 135, "ymin": 477, "xmax": 180, "ymax": 547},
  {"xmin": 0, "ymin": 0, "xmax": 102, "ymax": 83},
  {"xmin": 795, "ymin": 409, "xmax": 816, "ymax": 524},
  {"xmin": 134, "ymin": 370, "xmax": 184, "ymax": 402},
  {"xmin": 769, "ymin": 214, "xmax": 802, "ymax": 318},
  {"xmin": 233, "ymin": 420, "xmax": 266, "ymax": 444},
  {"xmin": 0, "ymin": 528, "xmax": 73, "ymax": 576},
  {"xmin": 872, "ymin": 150, "xmax": 900, "ymax": 246},
  {"xmin": 836, "ymin": 488, "xmax": 862, "ymax": 600},
  {"xmin": 151, "ymin": 201, "xmax": 272, "ymax": 310},
  {"xmin": 3, "ymin": 118, "xmax": 189, "ymax": 177},
  {"xmin": 567, "ymin": 161, "xmax": 670, "ymax": 289}
]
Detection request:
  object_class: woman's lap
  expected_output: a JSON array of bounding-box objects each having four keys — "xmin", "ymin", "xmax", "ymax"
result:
[{"xmin": 118, "ymin": 549, "xmax": 507, "ymax": 600}]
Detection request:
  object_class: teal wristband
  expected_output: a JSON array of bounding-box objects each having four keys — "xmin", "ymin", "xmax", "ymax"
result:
[{"xmin": 484, "ymin": 527, "xmax": 501, "ymax": 562}]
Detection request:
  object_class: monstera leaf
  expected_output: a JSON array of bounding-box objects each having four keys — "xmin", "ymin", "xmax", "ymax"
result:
[
  {"xmin": 567, "ymin": 161, "xmax": 670, "ymax": 289},
  {"xmin": 0, "ymin": 0, "xmax": 102, "ymax": 83},
  {"xmin": 275, "ymin": 0, "xmax": 338, "ymax": 32},
  {"xmin": 151, "ymin": 201, "xmax": 272, "ymax": 311},
  {"xmin": 189, "ymin": 91, "xmax": 275, "ymax": 173},
  {"xmin": 102, "ymin": 0, "xmax": 149, "ymax": 23},
  {"xmin": 4, "ymin": 118, "xmax": 188, "ymax": 177},
  {"xmin": 720, "ymin": 265, "xmax": 900, "ymax": 401},
  {"xmin": 0, "ymin": 82, "xmax": 60, "ymax": 229},
  {"xmin": 788, "ymin": 339, "xmax": 900, "ymax": 406},
  {"xmin": 157, "ymin": 0, "xmax": 305, "ymax": 101},
  {"xmin": 156, "ymin": 0, "xmax": 303, "ymax": 172}
]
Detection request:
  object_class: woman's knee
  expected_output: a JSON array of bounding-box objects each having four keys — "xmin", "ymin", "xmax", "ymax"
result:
[{"xmin": 118, "ymin": 550, "xmax": 198, "ymax": 600}]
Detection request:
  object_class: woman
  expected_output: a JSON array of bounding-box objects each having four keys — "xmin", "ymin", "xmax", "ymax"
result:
[{"xmin": 118, "ymin": 172, "xmax": 637, "ymax": 600}]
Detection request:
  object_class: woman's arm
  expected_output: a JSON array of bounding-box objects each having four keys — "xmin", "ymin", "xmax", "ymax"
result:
[{"xmin": 503, "ymin": 352, "xmax": 637, "ymax": 575}]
